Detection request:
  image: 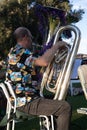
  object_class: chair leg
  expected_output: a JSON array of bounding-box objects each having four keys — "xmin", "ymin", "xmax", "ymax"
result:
[
  {"xmin": 39, "ymin": 115, "xmax": 54, "ymax": 130},
  {"xmin": 6, "ymin": 102, "xmax": 12, "ymax": 130},
  {"xmin": 0, "ymin": 83, "xmax": 15, "ymax": 130},
  {"xmin": 6, "ymin": 102, "xmax": 16, "ymax": 130},
  {"xmin": 5, "ymin": 81, "xmax": 17, "ymax": 130},
  {"xmin": 39, "ymin": 116, "xmax": 50, "ymax": 130},
  {"xmin": 12, "ymin": 120, "xmax": 15, "ymax": 130},
  {"xmin": 51, "ymin": 115, "xmax": 54, "ymax": 130}
]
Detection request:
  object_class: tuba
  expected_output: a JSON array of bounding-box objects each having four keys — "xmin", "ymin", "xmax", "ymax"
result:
[
  {"xmin": 28, "ymin": 3, "xmax": 81, "ymax": 100},
  {"xmin": 40, "ymin": 24, "xmax": 81, "ymax": 100}
]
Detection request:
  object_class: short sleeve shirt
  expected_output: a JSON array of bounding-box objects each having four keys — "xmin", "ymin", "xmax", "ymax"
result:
[{"xmin": 6, "ymin": 44, "xmax": 40, "ymax": 102}]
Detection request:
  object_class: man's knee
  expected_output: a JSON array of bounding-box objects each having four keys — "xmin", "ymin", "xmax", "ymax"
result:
[{"xmin": 62, "ymin": 101, "xmax": 72, "ymax": 114}]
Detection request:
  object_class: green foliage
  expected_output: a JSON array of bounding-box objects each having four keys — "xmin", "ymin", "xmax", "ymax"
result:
[
  {"xmin": 67, "ymin": 9, "xmax": 84, "ymax": 24},
  {"xmin": 0, "ymin": 0, "xmax": 30, "ymax": 57},
  {"xmin": 0, "ymin": 0, "xmax": 84, "ymax": 58}
]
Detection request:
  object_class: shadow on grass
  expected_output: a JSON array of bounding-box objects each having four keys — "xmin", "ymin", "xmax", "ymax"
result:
[
  {"xmin": 71, "ymin": 115, "xmax": 87, "ymax": 130},
  {"xmin": 15, "ymin": 117, "xmax": 40, "ymax": 130}
]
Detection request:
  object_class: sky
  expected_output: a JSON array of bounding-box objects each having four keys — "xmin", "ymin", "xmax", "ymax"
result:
[{"xmin": 70, "ymin": 0, "xmax": 87, "ymax": 54}]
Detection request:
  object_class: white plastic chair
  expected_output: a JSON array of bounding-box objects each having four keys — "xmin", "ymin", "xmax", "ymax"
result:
[
  {"xmin": 0, "ymin": 81, "xmax": 54, "ymax": 130},
  {"xmin": 77, "ymin": 65, "xmax": 87, "ymax": 114}
]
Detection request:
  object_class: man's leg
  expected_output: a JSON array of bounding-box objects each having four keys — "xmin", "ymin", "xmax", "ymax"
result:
[{"xmin": 17, "ymin": 98, "xmax": 71, "ymax": 130}]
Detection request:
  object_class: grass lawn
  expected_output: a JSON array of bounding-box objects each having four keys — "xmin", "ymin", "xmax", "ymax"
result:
[
  {"xmin": 68, "ymin": 95, "xmax": 87, "ymax": 130},
  {"xmin": 15, "ymin": 94, "xmax": 87, "ymax": 130}
]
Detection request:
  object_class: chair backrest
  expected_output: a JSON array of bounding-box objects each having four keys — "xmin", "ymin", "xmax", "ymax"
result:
[{"xmin": 78, "ymin": 65, "xmax": 87, "ymax": 100}]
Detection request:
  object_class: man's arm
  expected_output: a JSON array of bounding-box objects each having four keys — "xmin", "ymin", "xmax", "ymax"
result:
[{"xmin": 34, "ymin": 41, "xmax": 66, "ymax": 66}]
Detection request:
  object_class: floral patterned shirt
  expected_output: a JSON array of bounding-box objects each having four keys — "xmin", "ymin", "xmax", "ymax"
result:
[{"xmin": 6, "ymin": 44, "xmax": 40, "ymax": 105}]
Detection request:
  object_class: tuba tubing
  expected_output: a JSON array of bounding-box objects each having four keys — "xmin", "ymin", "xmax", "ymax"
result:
[
  {"xmin": 46, "ymin": 45, "xmax": 70, "ymax": 93},
  {"xmin": 57, "ymin": 25, "xmax": 81, "ymax": 100},
  {"xmin": 40, "ymin": 24, "xmax": 81, "ymax": 100}
]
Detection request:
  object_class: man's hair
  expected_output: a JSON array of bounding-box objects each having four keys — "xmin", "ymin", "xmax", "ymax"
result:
[{"xmin": 13, "ymin": 27, "xmax": 32, "ymax": 41}]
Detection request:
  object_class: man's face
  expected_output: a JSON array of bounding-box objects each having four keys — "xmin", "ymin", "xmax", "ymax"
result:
[
  {"xmin": 27, "ymin": 36, "xmax": 33, "ymax": 49},
  {"xmin": 23, "ymin": 33, "xmax": 33, "ymax": 49},
  {"xmin": 27, "ymin": 31, "xmax": 33, "ymax": 49}
]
